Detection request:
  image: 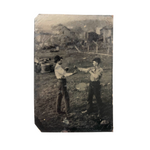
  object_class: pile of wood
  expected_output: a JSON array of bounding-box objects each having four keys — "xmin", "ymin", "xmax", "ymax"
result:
[{"xmin": 34, "ymin": 57, "xmax": 54, "ymax": 73}]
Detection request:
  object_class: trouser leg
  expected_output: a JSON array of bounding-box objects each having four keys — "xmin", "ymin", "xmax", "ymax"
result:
[
  {"xmin": 64, "ymin": 87, "xmax": 70, "ymax": 113},
  {"xmin": 93, "ymin": 83, "xmax": 102, "ymax": 116},
  {"xmin": 61, "ymin": 80, "xmax": 70, "ymax": 114},
  {"xmin": 56, "ymin": 82, "xmax": 63, "ymax": 112},
  {"xmin": 56, "ymin": 93, "xmax": 63, "ymax": 112},
  {"xmin": 87, "ymin": 83, "xmax": 94, "ymax": 111}
]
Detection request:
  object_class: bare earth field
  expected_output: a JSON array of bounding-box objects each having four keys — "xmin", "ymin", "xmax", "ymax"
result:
[{"xmin": 34, "ymin": 50, "xmax": 113, "ymax": 132}]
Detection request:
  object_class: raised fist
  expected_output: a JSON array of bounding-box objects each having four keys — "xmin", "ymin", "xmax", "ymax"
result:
[
  {"xmin": 73, "ymin": 70, "xmax": 77, "ymax": 74},
  {"xmin": 65, "ymin": 67, "xmax": 69, "ymax": 71}
]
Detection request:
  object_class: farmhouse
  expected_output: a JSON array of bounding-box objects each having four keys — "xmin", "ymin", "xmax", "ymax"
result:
[
  {"xmin": 100, "ymin": 25, "xmax": 113, "ymax": 43},
  {"xmin": 96, "ymin": 27, "xmax": 103, "ymax": 35}
]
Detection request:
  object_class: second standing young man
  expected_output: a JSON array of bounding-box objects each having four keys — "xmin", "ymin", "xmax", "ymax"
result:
[{"xmin": 77, "ymin": 58, "xmax": 103, "ymax": 119}]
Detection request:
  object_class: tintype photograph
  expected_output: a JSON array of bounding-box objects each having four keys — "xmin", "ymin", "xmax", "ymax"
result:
[{"xmin": 34, "ymin": 14, "xmax": 113, "ymax": 132}]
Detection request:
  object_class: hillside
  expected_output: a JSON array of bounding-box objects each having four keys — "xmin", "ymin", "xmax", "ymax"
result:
[{"xmin": 65, "ymin": 19, "xmax": 113, "ymax": 32}]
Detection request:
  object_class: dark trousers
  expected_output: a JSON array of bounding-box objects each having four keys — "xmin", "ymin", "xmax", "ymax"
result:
[
  {"xmin": 56, "ymin": 79, "xmax": 70, "ymax": 113},
  {"xmin": 87, "ymin": 81, "xmax": 102, "ymax": 115}
]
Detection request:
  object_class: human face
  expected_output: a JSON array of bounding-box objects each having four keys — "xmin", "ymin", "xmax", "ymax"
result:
[
  {"xmin": 58, "ymin": 59, "xmax": 62, "ymax": 65},
  {"xmin": 93, "ymin": 61, "xmax": 98, "ymax": 67}
]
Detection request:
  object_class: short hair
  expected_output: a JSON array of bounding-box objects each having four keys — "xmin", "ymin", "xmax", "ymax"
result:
[
  {"xmin": 54, "ymin": 55, "xmax": 63, "ymax": 63},
  {"xmin": 92, "ymin": 58, "xmax": 101, "ymax": 64}
]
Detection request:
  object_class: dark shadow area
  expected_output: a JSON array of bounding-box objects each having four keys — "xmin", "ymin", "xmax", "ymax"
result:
[{"xmin": 35, "ymin": 116, "xmax": 47, "ymax": 132}]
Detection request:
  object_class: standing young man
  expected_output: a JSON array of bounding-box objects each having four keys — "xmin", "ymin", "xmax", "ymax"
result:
[
  {"xmin": 77, "ymin": 58, "xmax": 103, "ymax": 119},
  {"xmin": 54, "ymin": 55, "xmax": 76, "ymax": 115}
]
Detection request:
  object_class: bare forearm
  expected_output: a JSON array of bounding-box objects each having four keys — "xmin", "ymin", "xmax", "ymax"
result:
[
  {"xmin": 64, "ymin": 73, "xmax": 73, "ymax": 77},
  {"xmin": 78, "ymin": 67, "xmax": 91, "ymax": 73}
]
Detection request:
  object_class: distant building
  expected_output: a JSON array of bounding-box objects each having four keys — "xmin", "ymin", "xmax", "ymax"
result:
[
  {"xmin": 50, "ymin": 35, "xmax": 59, "ymax": 45},
  {"xmin": 70, "ymin": 31, "xmax": 75, "ymax": 36},
  {"xmin": 61, "ymin": 29, "xmax": 70, "ymax": 36},
  {"xmin": 96, "ymin": 27, "xmax": 103, "ymax": 35},
  {"xmin": 52, "ymin": 30, "xmax": 60, "ymax": 34},
  {"xmin": 100, "ymin": 26, "xmax": 113, "ymax": 43},
  {"xmin": 67, "ymin": 26, "xmax": 73, "ymax": 29}
]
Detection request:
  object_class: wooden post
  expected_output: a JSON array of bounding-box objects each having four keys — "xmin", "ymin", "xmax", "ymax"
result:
[
  {"xmin": 96, "ymin": 45, "xmax": 98, "ymax": 53},
  {"xmin": 107, "ymin": 46, "xmax": 110, "ymax": 54},
  {"xmin": 87, "ymin": 45, "xmax": 89, "ymax": 52},
  {"xmin": 93, "ymin": 41, "xmax": 98, "ymax": 53},
  {"xmin": 103, "ymin": 30, "xmax": 106, "ymax": 43},
  {"xmin": 74, "ymin": 45, "xmax": 81, "ymax": 53}
]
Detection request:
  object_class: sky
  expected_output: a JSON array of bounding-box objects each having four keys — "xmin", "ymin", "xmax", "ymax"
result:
[{"xmin": 34, "ymin": 14, "xmax": 113, "ymax": 31}]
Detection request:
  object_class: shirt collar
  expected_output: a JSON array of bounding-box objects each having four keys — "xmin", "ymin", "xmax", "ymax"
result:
[
  {"xmin": 55, "ymin": 63, "xmax": 62, "ymax": 69},
  {"xmin": 55, "ymin": 63, "xmax": 61, "ymax": 67}
]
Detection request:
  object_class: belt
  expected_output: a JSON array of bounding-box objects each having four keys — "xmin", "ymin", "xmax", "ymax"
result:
[
  {"xmin": 90, "ymin": 80, "xmax": 100, "ymax": 83},
  {"xmin": 90, "ymin": 81, "xmax": 100, "ymax": 84},
  {"xmin": 57, "ymin": 78, "xmax": 66, "ymax": 82},
  {"xmin": 58, "ymin": 78, "xmax": 66, "ymax": 80}
]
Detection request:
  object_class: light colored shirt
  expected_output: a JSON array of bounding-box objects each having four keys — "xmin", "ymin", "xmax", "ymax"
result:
[
  {"xmin": 78, "ymin": 66, "xmax": 103, "ymax": 81},
  {"xmin": 55, "ymin": 63, "xmax": 73, "ymax": 79}
]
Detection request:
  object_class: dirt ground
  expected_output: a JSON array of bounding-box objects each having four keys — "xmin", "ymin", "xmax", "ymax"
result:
[{"xmin": 34, "ymin": 50, "xmax": 113, "ymax": 132}]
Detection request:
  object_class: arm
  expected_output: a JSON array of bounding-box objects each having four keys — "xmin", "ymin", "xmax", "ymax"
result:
[
  {"xmin": 65, "ymin": 70, "xmax": 77, "ymax": 77},
  {"xmin": 78, "ymin": 67, "xmax": 93, "ymax": 73},
  {"xmin": 56, "ymin": 66, "xmax": 75, "ymax": 78},
  {"xmin": 64, "ymin": 72, "xmax": 73, "ymax": 77}
]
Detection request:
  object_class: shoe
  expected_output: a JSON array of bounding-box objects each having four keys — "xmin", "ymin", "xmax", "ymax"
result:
[
  {"xmin": 82, "ymin": 109, "xmax": 92, "ymax": 114},
  {"xmin": 82, "ymin": 110, "xmax": 87, "ymax": 114},
  {"xmin": 100, "ymin": 119, "xmax": 109, "ymax": 125}
]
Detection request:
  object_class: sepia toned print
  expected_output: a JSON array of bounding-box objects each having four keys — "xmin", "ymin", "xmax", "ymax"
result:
[{"xmin": 34, "ymin": 14, "xmax": 113, "ymax": 132}]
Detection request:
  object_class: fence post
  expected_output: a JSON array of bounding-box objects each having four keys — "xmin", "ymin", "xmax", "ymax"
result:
[
  {"xmin": 87, "ymin": 45, "xmax": 89, "ymax": 52},
  {"xmin": 107, "ymin": 46, "xmax": 110, "ymax": 54},
  {"xmin": 93, "ymin": 40, "xmax": 98, "ymax": 53},
  {"xmin": 103, "ymin": 30, "xmax": 106, "ymax": 43},
  {"xmin": 96, "ymin": 45, "xmax": 98, "ymax": 53}
]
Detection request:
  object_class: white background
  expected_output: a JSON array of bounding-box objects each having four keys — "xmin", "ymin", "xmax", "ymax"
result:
[{"xmin": 0, "ymin": 0, "xmax": 150, "ymax": 150}]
